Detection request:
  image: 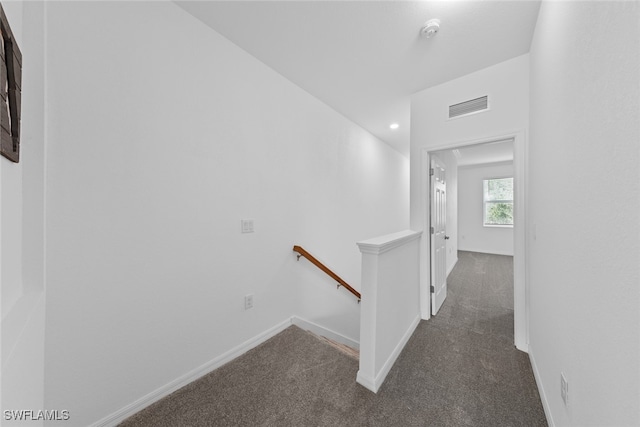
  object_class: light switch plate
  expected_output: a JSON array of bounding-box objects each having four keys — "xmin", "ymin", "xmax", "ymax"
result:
[{"xmin": 244, "ymin": 294, "xmax": 254, "ymax": 310}]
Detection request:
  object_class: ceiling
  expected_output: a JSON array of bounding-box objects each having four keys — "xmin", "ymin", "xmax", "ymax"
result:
[
  {"xmin": 453, "ymin": 139, "xmax": 514, "ymax": 167},
  {"xmin": 176, "ymin": 1, "xmax": 541, "ymax": 156}
]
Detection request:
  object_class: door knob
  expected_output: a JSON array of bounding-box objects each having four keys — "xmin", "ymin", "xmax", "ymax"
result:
[{"xmin": 444, "ymin": 235, "xmax": 450, "ymax": 240}]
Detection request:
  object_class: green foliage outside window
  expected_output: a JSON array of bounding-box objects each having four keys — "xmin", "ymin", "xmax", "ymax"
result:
[{"xmin": 484, "ymin": 178, "xmax": 514, "ymax": 226}]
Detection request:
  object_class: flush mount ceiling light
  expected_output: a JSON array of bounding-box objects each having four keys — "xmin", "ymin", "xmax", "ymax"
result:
[
  {"xmin": 421, "ymin": 19, "xmax": 440, "ymax": 39},
  {"xmin": 390, "ymin": 123, "xmax": 399, "ymax": 130}
]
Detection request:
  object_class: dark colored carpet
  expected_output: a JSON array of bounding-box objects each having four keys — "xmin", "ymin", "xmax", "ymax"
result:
[{"xmin": 120, "ymin": 251, "xmax": 547, "ymax": 426}]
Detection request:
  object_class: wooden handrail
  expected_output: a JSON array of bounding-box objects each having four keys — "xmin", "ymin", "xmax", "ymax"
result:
[{"xmin": 293, "ymin": 245, "xmax": 361, "ymax": 301}]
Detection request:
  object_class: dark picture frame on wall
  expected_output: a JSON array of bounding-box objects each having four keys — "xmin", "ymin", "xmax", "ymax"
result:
[{"xmin": 0, "ymin": 3, "xmax": 22, "ymax": 163}]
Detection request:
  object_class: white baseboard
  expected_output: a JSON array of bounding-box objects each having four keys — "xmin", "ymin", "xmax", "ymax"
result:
[
  {"xmin": 516, "ymin": 341, "xmax": 529, "ymax": 353},
  {"xmin": 291, "ymin": 316, "xmax": 359, "ymax": 350},
  {"xmin": 90, "ymin": 318, "xmax": 293, "ymax": 427},
  {"xmin": 528, "ymin": 346, "xmax": 555, "ymax": 427},
  {"xmin": 446, "ymin": 256, "xmax": 459, "ymax": 277},
  {"xmin": 458, "ymin": 248, "xmax": 514, "ymax": 257},
  {"xmin": 355, "ymin": 370, "xmax": 376, "ymax": 392},
  {"xmin": 356, "ymin": 314, "xmax": 421, "ymax": 393}
]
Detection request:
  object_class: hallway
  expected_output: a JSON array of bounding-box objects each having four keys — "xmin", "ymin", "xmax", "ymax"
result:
[
  {"xmin": 120, "ymin": 251, "xmax": 546, "ymax": 426},
  {"xmin": 390, "ymin": 251, "xmax": 547, "ymax": 426}
]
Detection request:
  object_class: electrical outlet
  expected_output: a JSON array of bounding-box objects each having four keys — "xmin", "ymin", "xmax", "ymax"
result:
[
  {"xmin": 560, "ymin": 372, "xmax": 569, "ymax": 406},
  {"xmin": 244, "ymin": 294, "xmax": 254, "ymax": 310}
]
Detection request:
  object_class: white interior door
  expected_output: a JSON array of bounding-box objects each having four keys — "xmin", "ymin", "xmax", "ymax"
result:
[{"xmin": 430, "ymin": 157, "xmax": 447, "ymax": 315}]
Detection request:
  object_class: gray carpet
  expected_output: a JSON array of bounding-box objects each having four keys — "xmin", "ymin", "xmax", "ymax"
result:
[{"xmin": 120, "ymin": 251, "xmax": 547, "ymax": 426}]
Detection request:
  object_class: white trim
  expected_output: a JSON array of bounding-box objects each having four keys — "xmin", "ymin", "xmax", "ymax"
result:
[
  {"xmin": 458, "ymin": 249, "xmax": 514, "ymax": 257},
  {"xmin": 528, "ymin": 346, "xmax": 554, "ymax": 427},
  {"xmin": 1, "ymin": 292, "xmax": 44, "ymax": 369},
  {"xmin": 483, "ymin": 176, "xmax": 514, "ymax": 227},
  {"xmin": 512, "ymin": 130, "xmax": 528, "ymax": 352},
  {"xmin": 419, "ymin": 149, "xmax": 431, "ymax": 320},
  {"xmin": 421, "ymin": 130, "xmax": 528, "ymax": 352},
  {"xmin": 356, "ymin": 314, "xmax": 420, "ymax": 393},
  {"xmin": 446, "ymin": 256, "xmax": 458, "ymax": 277},
  {"xmin": 355, "ymin": 371, "xmax": 377, "ymax": 392},
  {"xmin": 424, "ymin": 134, "xmax": 515, "ymax": 153},
  {"xmin": 291, "ymin": 316, "xmax": 359, "ymax": 350},
  {"xmin": 357, "ymin": 230, "xmax": 422, "ymax": 255},
  {"xmin": 458, "ymin": 159, "xmax": 513, "ymax": 169},
  {"xmin": 90, "ymin": 318, "xmax": 293, "ymax": 427}
]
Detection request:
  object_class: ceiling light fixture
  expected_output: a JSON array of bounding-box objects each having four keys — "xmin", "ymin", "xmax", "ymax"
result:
[
  {"xmin": 421, "ymin": 19, "xmax": 440, "ymax": 39},
  {"xmin": 390, "ymin": 123, "xmax": 399, "ymax": 130}
]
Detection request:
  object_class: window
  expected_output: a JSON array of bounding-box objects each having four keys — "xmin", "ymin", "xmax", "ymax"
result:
[{"xmin": 483, "ymin": 177, "xmax": 513, "ymax": 226}]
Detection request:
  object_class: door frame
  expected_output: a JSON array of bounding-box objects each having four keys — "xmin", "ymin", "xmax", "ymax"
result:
[{"xmin": 419, "ymin": 130, "xmax": 529, "ymax": 352}]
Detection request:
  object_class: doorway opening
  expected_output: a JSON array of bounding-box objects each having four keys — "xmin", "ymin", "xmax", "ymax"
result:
[{"xmin": 421, "ymin": 132, "xmax": 528, "ymax": 351}]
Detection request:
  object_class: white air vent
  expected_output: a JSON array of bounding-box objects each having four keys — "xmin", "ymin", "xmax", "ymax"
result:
[{"xmin": 449, "ymin": 96, "xmax": 489, "ymax": 119}]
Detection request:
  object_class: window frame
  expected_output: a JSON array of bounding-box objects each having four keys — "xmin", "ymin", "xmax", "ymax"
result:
[{"xmin": 483, "ymin": 176, "xmax": 514, "ymax": 228}]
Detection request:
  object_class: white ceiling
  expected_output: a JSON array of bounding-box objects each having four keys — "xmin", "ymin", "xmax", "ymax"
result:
[
  {"xmin": 176, "ymin": 1, "xmax": 541, "ymax": 156},
  {"xmin": 453, "ymin": 139, "xmax": 514, "ymax": 167}
]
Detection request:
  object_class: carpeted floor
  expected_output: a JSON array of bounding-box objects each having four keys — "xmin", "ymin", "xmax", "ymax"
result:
[{"xmin": 120, "ymin": 251, "xmax": 547, "ymax": 426}]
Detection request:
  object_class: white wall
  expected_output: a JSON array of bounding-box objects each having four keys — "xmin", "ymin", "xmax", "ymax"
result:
[
  {"xmin": 410, "ymin": 54, "xmax": 529, "ymax": 326},
  {"xmin": 0, "ymin": 0, "xmax": 24, "ymax": 320},
  {"xmin": 42, "ymin": 2, "xmax": 408, "ymax": 426},
  {"xmin": 528, "ymin": 2, "xmax": 639, "ymax": 426},
  {"xmin": 458, "ymin": 162, "xmax": 514, "ymax": 256},
  {"xmin": 1, "ymin": 2, "xmax": 46, "ymax": 425},
  {"xmin": 410, "ymin": 54, "xmax": 529, "ymax": 231},
  {"xmin": 356, "ymin": 230, "xmax": 421, "ymax": 393}
]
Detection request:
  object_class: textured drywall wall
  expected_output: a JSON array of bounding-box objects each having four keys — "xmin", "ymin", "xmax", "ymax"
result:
[
  {"xmin": 42, "ymin": 2, "xmax": 408, "ymax": 425},
  {"xmin": 529, "ymin": 1, "xmax": 640, "ymax": 426},
  {"xmin": 458, "ymin": 162, "xmax": 514, "ymax": 256},
  {"xmin": 1, "ymin": 2, "xmax": 47, "ymax": 426},
  {"xmin": 0, "ymin": 1, "xmax": 23, "ymax": 316},
  {"xmin": 410, "ymin": 54, "xmax": 528, "ymax": 328},
  {"xmin": 410, "ymin": 54, "xmax": 529, "ymax": 233}
]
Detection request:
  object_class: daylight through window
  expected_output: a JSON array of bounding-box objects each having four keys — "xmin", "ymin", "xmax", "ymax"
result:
[{"xmin": 483, "ymin": 177, "xmax": 514, "ymax": 226}]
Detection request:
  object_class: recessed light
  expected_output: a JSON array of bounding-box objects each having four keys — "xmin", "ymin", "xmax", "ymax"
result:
[{"xmin": 390, "ymin": 123, "xmax": 399, "ymax": 130}]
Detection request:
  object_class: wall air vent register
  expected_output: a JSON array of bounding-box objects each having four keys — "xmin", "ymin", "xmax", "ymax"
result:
[{"xmin": 449, "ymin": 96, "xmax": 488, "ymax": 119}]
